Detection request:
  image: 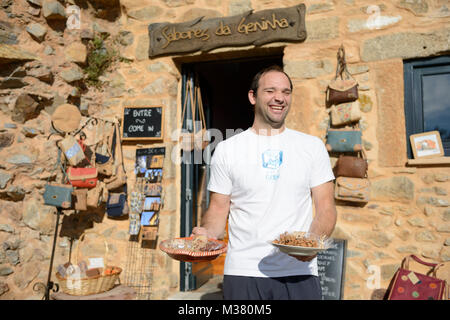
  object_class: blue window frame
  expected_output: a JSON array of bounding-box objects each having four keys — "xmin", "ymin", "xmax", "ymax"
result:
[{"xmin": 404, "ymin": 55, "xmax": 450, "ymax": 158}]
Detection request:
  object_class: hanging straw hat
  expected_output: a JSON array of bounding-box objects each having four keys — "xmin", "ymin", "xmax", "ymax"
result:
[{"xmin": 51, "ymin": 103, "xmax": 82, "ymax": 133}]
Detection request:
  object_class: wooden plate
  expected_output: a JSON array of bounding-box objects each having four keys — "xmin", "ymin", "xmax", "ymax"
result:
[{"xmin": 159, "ymin": 237, "xmax": 227, "ymax": 263}]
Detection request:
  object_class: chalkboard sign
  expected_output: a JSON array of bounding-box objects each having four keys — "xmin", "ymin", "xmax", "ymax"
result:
[
  {"xmin": 122, "ymin": 106, "xmax": 164, "ymax": 141},
  {"xmin": 317, "ymin": 239, "xmax": 347, "ymax": 300}
]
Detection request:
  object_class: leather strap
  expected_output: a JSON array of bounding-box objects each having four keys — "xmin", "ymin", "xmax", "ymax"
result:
[
  {"xmin": 403, "ymin": 254, "xmax": 445, "ymax": 277},
  {"xmin": 181, "ymin": 78, "xmax": 195, "ymax": 133},
  {"xmin": 334, "ymin": 45, "xmax": 354, "ymax": 81}
]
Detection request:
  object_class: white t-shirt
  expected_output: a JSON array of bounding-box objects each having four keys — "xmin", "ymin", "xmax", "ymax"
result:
[{"xmin": 207, "ymin": 128, "xmax": 334, "ymax": 278}]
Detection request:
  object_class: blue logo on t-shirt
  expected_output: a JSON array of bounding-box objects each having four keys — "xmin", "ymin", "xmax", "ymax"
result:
[{"xmin": 262, "ymin": 150, "xmax": 283, "ymax": 180}]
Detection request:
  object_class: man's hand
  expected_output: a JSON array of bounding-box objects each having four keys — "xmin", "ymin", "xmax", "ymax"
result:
[
  {"xmin": 289, "ymin": 254, "xmax": 317, "ymax": 262},
  {"xmin": 190, "ymin": 192, "xmax": 230, "ymax": 240},
  {"xmin": 191, "ymin": 226, "xmax": 216, "ymax": 239}
]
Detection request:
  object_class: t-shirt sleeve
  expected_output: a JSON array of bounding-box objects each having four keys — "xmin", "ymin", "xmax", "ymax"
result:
[
  {"xmin": 309, "ymin": 137, "xmax": 335, "ymax": 188},
  {"xmin": 207, "ymin": 142, "xmax": 232, "ymax": 195}
]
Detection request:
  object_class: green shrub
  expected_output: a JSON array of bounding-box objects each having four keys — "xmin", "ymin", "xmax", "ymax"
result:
[{"xmin": 84, "ymin": 34, "xmax": 115, "ymax": 87}]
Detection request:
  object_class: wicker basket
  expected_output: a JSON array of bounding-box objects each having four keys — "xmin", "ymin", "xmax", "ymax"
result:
[{"xmin": 55, "ymin": 231, "xmax": 122, "ymax": 296}]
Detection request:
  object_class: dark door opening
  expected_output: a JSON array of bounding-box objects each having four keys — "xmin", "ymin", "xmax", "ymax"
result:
[{"xmin": 180, "ymin": 54, "xmax": 283, "ymax": 291}]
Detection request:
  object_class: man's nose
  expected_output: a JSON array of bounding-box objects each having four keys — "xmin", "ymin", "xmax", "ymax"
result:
[{"xmin": 273, "ymin": 91, "xmax": 284, "ymax": 102}]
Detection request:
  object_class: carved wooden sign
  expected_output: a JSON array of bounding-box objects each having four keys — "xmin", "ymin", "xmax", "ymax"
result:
[{"xmin": 148, "ymin": 4, "xmax": 306, "ymax": 57}]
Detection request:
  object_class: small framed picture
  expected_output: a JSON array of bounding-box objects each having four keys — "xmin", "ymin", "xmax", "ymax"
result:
[
  {"xmin": 410, "ymin": 131, "xmax": 444, "ymax": 159},
  {"xmin": 144, "ymin": 168, "xmax": 163, "ymax": 183},
  {"xmin": 143, "ymin": 196, "xmax": 161, "ymax": 211},
  {"xmin": 141, "ymin": 211, "xmax": 156, "ymax": 226},
  {"xmin": 146, "ymin": 154, "xmax": 164, "ymax": 169},
  {"xmin": 135, "ymin": 155, "xmax": 147, "ymax": 177},
  {"xmin": 144, "ymin": 183, "xmax": 162, "ymax": 196}
]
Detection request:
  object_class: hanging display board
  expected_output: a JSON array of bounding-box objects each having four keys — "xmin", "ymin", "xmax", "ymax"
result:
[
  {"xmin": 148, "ymin": 4, "xmax": 306, "ymax": 57},
  {"xmin": 317, "ymin": 239, "xmax": 347, "ymax": 300},
  {"xmin": 133, "ymin": 147, "xmax": 166, "ymax": 246},
  {"xmin": 122, "ymin": 106, "xmax": 164, "ymax": 141}
]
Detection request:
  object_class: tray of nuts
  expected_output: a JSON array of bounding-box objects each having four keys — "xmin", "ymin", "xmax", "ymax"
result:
[
  {"xmin": 159, "ymin": 235, "xmax": 227, "ymax": 262},
  {"xmin": 270, "ymin": 231, "xmax": 333, "ymax": 257}
]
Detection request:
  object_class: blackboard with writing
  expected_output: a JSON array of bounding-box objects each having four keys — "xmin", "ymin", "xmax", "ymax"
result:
[
  {"xmin": 317, "ymin": 239, "xmax": 347, "ymax": 300},
  {"xmin": 122, "ymin": 106, "xmax": 164, "ymax": 141}
]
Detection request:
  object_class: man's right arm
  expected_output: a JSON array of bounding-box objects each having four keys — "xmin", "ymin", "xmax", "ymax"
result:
[{"xmin": 191, "ymin": 191, "xmax": 230, "ymax": 239}]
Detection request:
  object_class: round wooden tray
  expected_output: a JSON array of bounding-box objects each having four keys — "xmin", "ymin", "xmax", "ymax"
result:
[{"xmin": 159, "ymin": 237, "xmax": 227, "ymax": 263}]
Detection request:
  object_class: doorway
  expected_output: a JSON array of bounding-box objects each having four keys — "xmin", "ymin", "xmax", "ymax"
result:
[{"xmin": 180, "ymin": 53, "xmax": 283, "ymax": 291}]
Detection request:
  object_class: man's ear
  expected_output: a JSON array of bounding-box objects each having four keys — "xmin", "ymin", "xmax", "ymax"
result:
[{"xmin": 248, "ymin": 90, "xmax": 256, "ymax": 105}]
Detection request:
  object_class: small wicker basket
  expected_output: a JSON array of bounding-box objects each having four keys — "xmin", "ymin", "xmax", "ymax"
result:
[{"xmin": 55, "ymin": 231, "xmax": 122, "ymax": 296}]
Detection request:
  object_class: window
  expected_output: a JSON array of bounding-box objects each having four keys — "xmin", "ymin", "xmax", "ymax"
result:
[{"xmin": 404, "ymin": 55, "xmax": 450, "ymax": 158}]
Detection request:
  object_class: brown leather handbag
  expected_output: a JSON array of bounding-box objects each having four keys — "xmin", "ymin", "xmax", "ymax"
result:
[
  {"xmin": 326, "ymin": 45, "xmax": 358, "ymax": 106},
  {"xmin": 333, "ymin": 150, "xmax": 368, "ymax": 178}
]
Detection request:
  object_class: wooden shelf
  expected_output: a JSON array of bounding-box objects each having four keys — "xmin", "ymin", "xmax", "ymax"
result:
[{"xmin": 407, "ymin": 157, "xmax": 450, "ymax": 166}]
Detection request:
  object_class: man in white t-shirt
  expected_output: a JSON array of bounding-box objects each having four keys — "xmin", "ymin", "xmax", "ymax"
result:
[{"xmin": 192, "ymin": 65, "xmax": 337, "ymax": 300}]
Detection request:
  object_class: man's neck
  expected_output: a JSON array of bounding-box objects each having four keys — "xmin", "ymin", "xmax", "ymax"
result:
[{"xmin": 251, "ymin": 123, "xmax": 286, "ymax": 136}]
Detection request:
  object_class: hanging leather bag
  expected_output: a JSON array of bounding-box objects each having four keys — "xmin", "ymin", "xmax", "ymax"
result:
[
  {"xmin": 66, "ymin": 138, "xmax": 98, "ymax": 189},
  {"xmin": 66, "ymin": 167, "xmax": 98, "ymax": 188},
  {"xmin": 44, "ymin": 183, "xmax": 73, "ymax": 209},
  {"xmin": 326, "ymin": 126, "xmax": 362, "ymax": 152},
  {"xmin": 43, "ymin": 149, "xmax": 73, "ymax": 209},
  {"xmin": 104, "ymin": 121, "xmax": 127, "ymax": 191},
  {"xmin": 86, "ymin": 181, "xmax": 105, "ymax": 208},
  {"xmin": 193, "ymin": 80, "xmax": 209, "ymax": 151},
  {"xmin": 180, "ymin": 80, "xmax": 195, "ymax": 152},
  {"xmin": 95, "ymin": 121, "xmax": 116, "ymax": 177},
  {"xmin": 58, "ymin": 135, "xmax": 85, "ymax": 166},
  {"xmin": 106, "ymin": 185, "xmax": 129, "ymax": 217},
  {"xmin": 387, "ymin": 255, "xmax": 448, "ymax": 300},
  {"xmin": 334, "ymin": 176, "xmax": 370, "ymax": 203},
  {"xmin": 179, "ymin": 77, "xmax": 209, "ymax": 152},
  {"xmin": 333, "ymin": 150, "xmax": 368, "ymax": 178},
  {"xmin": 73, "ymin": 188, "xmax": 88, "ymax": 211},
  {"xmin": 326, "ymin": 45, "xmax": 359, "ymax": 106},
  {"xmin": 330, "ymin": 101, "xmax": 362, "ymax": 126}
]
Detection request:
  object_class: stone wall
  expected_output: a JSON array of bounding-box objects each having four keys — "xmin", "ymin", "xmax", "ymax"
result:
[{"xmin": 0, "ymin": 0, "xmax": 449, "ymax": 300}]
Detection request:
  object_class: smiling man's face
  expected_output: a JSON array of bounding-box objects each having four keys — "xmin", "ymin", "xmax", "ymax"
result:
[{"xmin": 249, "ymin": 70, "xmax": 292, "ymax": 131}]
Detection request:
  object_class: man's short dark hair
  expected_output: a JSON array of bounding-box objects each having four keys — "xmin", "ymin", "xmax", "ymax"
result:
[{"xmin": 249, "ymin": 65, "xmax": 293, "ymax": 97}]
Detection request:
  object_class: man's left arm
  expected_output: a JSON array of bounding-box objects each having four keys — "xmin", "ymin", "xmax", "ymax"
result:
[
  {"xmin": 291, "ymin": 181, "xmax": 337, "ymax": 262},
  {"xmin": 309, "ymin": 181, "xmax": 337, "ymax": 237}
]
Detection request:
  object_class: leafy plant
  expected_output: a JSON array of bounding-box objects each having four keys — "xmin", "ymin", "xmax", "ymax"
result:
[
  {"xmin": 84, "ymin": 34, "xmax": 115, "ymax": 87},
  {"xmin": 83, "ymin": 33, "xmax": 132, "ymax": 88}
]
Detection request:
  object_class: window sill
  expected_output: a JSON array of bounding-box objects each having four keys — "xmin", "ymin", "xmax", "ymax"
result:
[{"xmin": 407, "ymin": 157, "xmax": 450, "ymax": 166}]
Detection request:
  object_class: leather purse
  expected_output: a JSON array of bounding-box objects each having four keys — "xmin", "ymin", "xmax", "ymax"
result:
[
  {"xmin": 179, "ymin": 78, "xmax": 209, "ymax": 152},
  {"xmin": 326, "ymin": 45, "xmax": 359, "ymax": 106},
  {"xmin": 106, "ymin": 185, "xmax": 129, "ymax": 217},
  {"xmin": 334, "ymin": 176, "xmax": 370, "ymax": 203},
  {"xmin": 387, "ymin": 255, "xmax": 448, "ymax": 300},
  {"xmin": 96, "ymin": 124, "xmax": 116, "ymax": 177},
  {"xmin": 43, "ymin": 183, "xmax": 73, "ymax": 208},
  {"xmin": 327, "ymin": 78, "xmax": 358, "ymax": 106},
  {"xmin": 58, "ymin": 135, "xmax": 85, "ymax": 166},
  {"xmin": 86, "ymin": 181, "xmax": 104, "ymax": 208},
  {"xmin": 333, "ymin": 151, "xmax": 368, "ymax": 178},
  {"xmin": 326, "ymin": 128, "xmax": 362, "ymax": 152},
  {"xmin": 43, "ymin": 148, "xmax": 73, "ymax": 209},
  {"xmin": 330, "ymin": 101, "xmax": 361, "ymax": 126},
  {"xmin": 104, "ymin": 121, "xmax": 127, "ymax": 191},
  {"xmin": 66, "ymin": 167, "xmax": 98, "ymax": 188},
  {"xmin": 73, "ymin": 188, "xmax": 87, "ymax": 211}
]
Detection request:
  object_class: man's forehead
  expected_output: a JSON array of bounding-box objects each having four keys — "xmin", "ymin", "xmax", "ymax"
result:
[
  {"xmin": 259, "ymin": 71, "xmax": 291, "ymax": 90},
  {"xmin": 259, "ymin": 71, "xmax": 291, "ymax": 87}
]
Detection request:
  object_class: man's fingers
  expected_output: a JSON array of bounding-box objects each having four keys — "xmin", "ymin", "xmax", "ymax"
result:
[{"xmin": 289, "ymin": 254, "xmax": 317, "ymax": 262}]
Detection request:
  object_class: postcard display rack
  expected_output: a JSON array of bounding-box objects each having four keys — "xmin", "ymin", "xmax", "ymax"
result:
[{"xmin": 130, "ymin": 147, "xmax": 165, "ymax": 243}]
